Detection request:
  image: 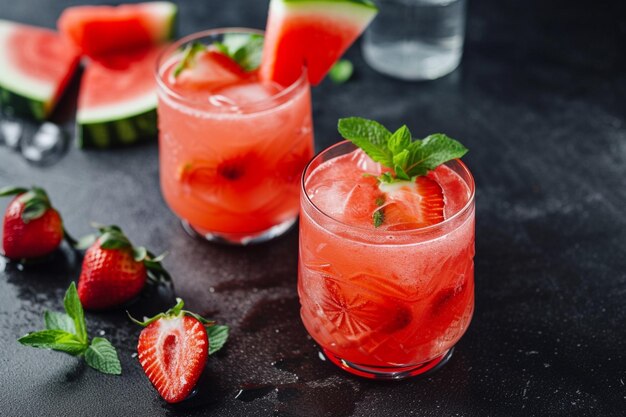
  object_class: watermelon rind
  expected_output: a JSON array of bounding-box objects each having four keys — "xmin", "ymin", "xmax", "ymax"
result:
[
  {"xmin": 76, "ymin": 92, "xmax": 157, "ymax": 149},
  {"xmin": 0, "ymin": 20, "xmax": 77, "ymax": 120},
  {"xmin": 143, "ymin": 2, "xmax": 178, "ymax": 43},
  {"xmin": 262, "ymin": 0, "xmax": 378, "ymax": 85},
  {"xmin": 283, "ymin": 0, "xmax": 377, "ymax": 10},
  {"xmin": 275, "ymin": 0, "xmax": 378, "ymax": 22}
]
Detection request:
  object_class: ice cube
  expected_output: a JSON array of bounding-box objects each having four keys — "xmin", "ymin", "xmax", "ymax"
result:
[
  {"xmin": 349, "ymin": 149, "xmax": 383, "ymax": 175},
  {"xmin": 215, "ymin": 81, "xmax": 282, "ymax": 106},
  {"xmin": 21, "ymin": 122, "xmax": 68, "ymax": 165},
  {"xmin": 0, "ymin": 119, "xmax": 23, "ymax": 149}
]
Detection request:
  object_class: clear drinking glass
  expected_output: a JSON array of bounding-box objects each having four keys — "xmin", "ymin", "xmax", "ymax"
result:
[
  {"xmin": 362, "ymin": 0, "xmax": 467, "ymax": 80},
  {"xmin": 298, "ymin": 141, "xmax": 475, "ymax": 379},
  {"xmin": 156, "ymin": 29, "xmax": 314, "ymax": 245}
]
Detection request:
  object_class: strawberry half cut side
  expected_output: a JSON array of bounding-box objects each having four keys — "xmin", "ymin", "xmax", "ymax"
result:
[
  {"xmin": 130, "ymin": 299, "xmax": 229, "ymax": 404},
  {"xmin": 378, "ymin": 176, "xmax": 445, "ymax": 231}
]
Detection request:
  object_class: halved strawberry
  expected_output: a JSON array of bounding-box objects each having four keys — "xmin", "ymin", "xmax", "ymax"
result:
[
  {"xmin": 378, "ymin": 176, "xmax": 445, "ymax": 230},
  {"xmin": 131, "ymin": 299, "xmax": 229, "ymax": 404}
]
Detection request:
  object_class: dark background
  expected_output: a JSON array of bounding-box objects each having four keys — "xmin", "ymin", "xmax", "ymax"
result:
[{"xmin": 1, "ymin": 0, "xmax": 625, "ymax": 416}]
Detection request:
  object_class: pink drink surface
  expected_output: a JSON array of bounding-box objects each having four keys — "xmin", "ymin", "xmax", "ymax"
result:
[
  {"xmin": 299, "ymin": 149, "xmax": 475, "ymax": 368},
  {"xmin": 158, "ymin": 51, "xmax": 313, "ymax": 236}
]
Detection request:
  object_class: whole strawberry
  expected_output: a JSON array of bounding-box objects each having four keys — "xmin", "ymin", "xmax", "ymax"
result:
[
  {"xmin": 130, "ymin": 299, "xmax": 229, "ymax": 404},
  {"xmin": 77, "ymin": 225, "xmax": 170, "ymax": 310},
  {"xmin": 0, "ymin": 186, "xmax": 71, "ymax": 259}
]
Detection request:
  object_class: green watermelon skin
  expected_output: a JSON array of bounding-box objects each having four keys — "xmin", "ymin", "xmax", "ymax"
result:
[
  {"xmin": 0, "ymin": 86, "xmax": 46, "ymax": 120},
  {"xmin": 77, "ymin": 109, "xmax": 157, "ymax": 149},
  {"xmin": 76, "ymin": 46, "xmax": 162, "ymax": 149}
]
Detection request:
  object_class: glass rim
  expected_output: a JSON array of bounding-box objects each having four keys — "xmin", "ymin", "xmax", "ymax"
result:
[
  {"xmin": 154, "ymin": 27, "xmax": 308, "ymax": 112},
  {"xmin": 301, "ymin": 140, "xmax": 476, "ymax": 237}
]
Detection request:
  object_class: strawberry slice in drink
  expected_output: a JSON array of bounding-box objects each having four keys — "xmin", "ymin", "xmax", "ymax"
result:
[{"xmin": 378, "ymin": 176, "xmax": 445, "ymax": 231}]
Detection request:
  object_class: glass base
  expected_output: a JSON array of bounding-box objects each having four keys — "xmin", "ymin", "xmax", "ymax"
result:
[
  {"xmin": 181, "ymin": 217, "xmax": 296, "ymax": 245},
  {"xmin": 321, "ymin": 347, "xmax": 454, "ymax": 380}
]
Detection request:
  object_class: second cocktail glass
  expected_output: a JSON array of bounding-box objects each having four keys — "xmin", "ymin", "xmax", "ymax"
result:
[
  {"xmin": 298, "ymin": 141, "xmax": 475, "ymax": 379},
  {"xmin": 156, "ymin": 29, "xmax": 313, "ymax": 244}
]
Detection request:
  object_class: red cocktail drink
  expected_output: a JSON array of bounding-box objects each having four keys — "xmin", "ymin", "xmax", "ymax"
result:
[
  {"xmin": 157, "ymin": 29, "xmax": 313, "ymax": 244},
  {"xmin": 299, "ymin": 139, "xmax": 475, "ymax": 379}
]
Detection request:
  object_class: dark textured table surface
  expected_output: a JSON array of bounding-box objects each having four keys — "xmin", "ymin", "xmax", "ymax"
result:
[{"xmin": 1, "ymin": 1, "xmax": 625, "ymax": 416}]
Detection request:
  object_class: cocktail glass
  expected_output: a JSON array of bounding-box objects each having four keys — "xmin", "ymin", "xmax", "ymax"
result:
[
  {"xmin": 156, "ymin": 29, "xmax": 313, "ymax": 244},
  {"xmin": 298, "ymin": 141, "xmax": 475, "ymax": 379}
]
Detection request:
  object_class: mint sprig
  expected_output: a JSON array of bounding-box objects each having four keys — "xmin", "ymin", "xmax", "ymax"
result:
[
  {"xmin": 18, "ymin": 283, "xmax": 122, "ymax": 375},
  {"xmin": 214, "ymin": 33, "xmax": 264, "ymax": 72},
  {"xmin": 338, "ymin": 117, "xmax": 468, "ymax": 183}
]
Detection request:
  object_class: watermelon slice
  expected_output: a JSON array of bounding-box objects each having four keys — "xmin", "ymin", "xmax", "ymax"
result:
[
  {"xmin": 58, "ymin": 2, "xmax": 177, "ymax": 57},
  {"xmin": 76, "ymin": 46, "xmax": 162, "ymax": 148},
  {"xmin": 260, "ymin": 0, "xmax": 378, "ymax": 86},
  {"xmin": 0, "ymin": 19, "xmax": 80, "ymax": 120}
]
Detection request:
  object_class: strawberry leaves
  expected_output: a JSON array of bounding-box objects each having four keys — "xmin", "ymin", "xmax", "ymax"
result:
[
  {"xmin": 76, "ymin": 224, "xmax": 171, "ymax": 284},
  {"xmin": 338, "ymin": 117, "xmax": 468, "ymax": 183},
  {"xmin": 18, "ymin": 283, "xmax": 122, "ymax": 375},
  {"xmin": 0, "ymin": 186, "xmax": 51, "ymax": 222}
]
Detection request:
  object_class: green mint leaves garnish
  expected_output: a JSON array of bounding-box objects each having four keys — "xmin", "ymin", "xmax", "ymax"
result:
[
  {"xmin": 128, "ymin": 298, "xmax": 229, "ymax": 355},
  {"xmin": 214, "ymin": 33, "xmax": 264, "ymax": 72},
  {"xmin": 329, "ymin": 59, "xmax": 353, "ymax": 84},
  {"xmin": 174, "ymin": 34, "xmax": 264, "ymax": 78},
  {"xmin": 18, "ymin": 283, "xmax": 122, "ymax": 375},
  {"xmin": 338, "ymin": 117, "xmax": 468, "ymax": 184}
]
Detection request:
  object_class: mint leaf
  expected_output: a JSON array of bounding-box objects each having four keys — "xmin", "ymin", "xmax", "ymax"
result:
[
  {"xmin": 18, "ymin": 330, "xmax": 87, "ymax": 356},
  {"xmin": 338, "ymin": 117, "xmax": 393, "ymax": 166},
  {"xmin": 387, "ymin": 125, "xmax": 411, "ymax": 154},
  {"xmin": 338, "ymin": 117, "xmax": 468, "ymax": 182},
  {"xmin": 207, "ymin": 325, "xmax": 229, "ymax": 355},
  {"xmin": 84, "ymin": 338, "xmax": 122, "ymax": 375},
  {"xmin": 329, "ymin": 59, "xmax": 353, "ymax": 84},
  {"xmin": 64, "ymin": 282, "xmax": 87, "ymax": 344},
  {"xmin": 372, "ymin": 209, "xmax": 384, "ymax": 228},
  {"xmin": 215, "ymin": 33, "xmax": 264, "ymax": 72},
  {"xmin": 44, "ymin": 311, "xmax": 75, "ymax": 334},
  {"xmin": 405, "ymin": 134, "xmax": 468, "ymax": 176},
  {"xmin": 174, "ymin": 42, "xmax": 206, "ymax": 78}
]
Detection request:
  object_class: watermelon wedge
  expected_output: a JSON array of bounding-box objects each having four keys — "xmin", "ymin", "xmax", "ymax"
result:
[
  {"xmin": 76, "ymin": 46, "xmax": 162, "ymax": 148},
  {"xmin": 58, "ymin": 2, "xmax": 177, "ymax": 57},
  {"xmin": 260, "ymin": 0, "xmax": 378, "ymax": 86},
  {"xmin": 0, "ymin": 19, "xmax": 80, "ymax": 120}
]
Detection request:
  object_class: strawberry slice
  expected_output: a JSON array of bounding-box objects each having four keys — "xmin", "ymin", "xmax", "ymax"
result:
[
  {"xmin": 379, "ymin": 176, "xmax": 445, "ymax": 231},
  {"xmin": 131, "ymin": 299, "xmax": 228, "ymax": 404},
  {"xmin": 138, "ymin": 315, "xmax": 207, "ymax": 403}
]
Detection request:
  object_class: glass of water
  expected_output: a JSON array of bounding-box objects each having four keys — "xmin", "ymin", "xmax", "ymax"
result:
[{"xmin": 362, "ymin": 0, "xmax": 467, "ymax": 81}]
